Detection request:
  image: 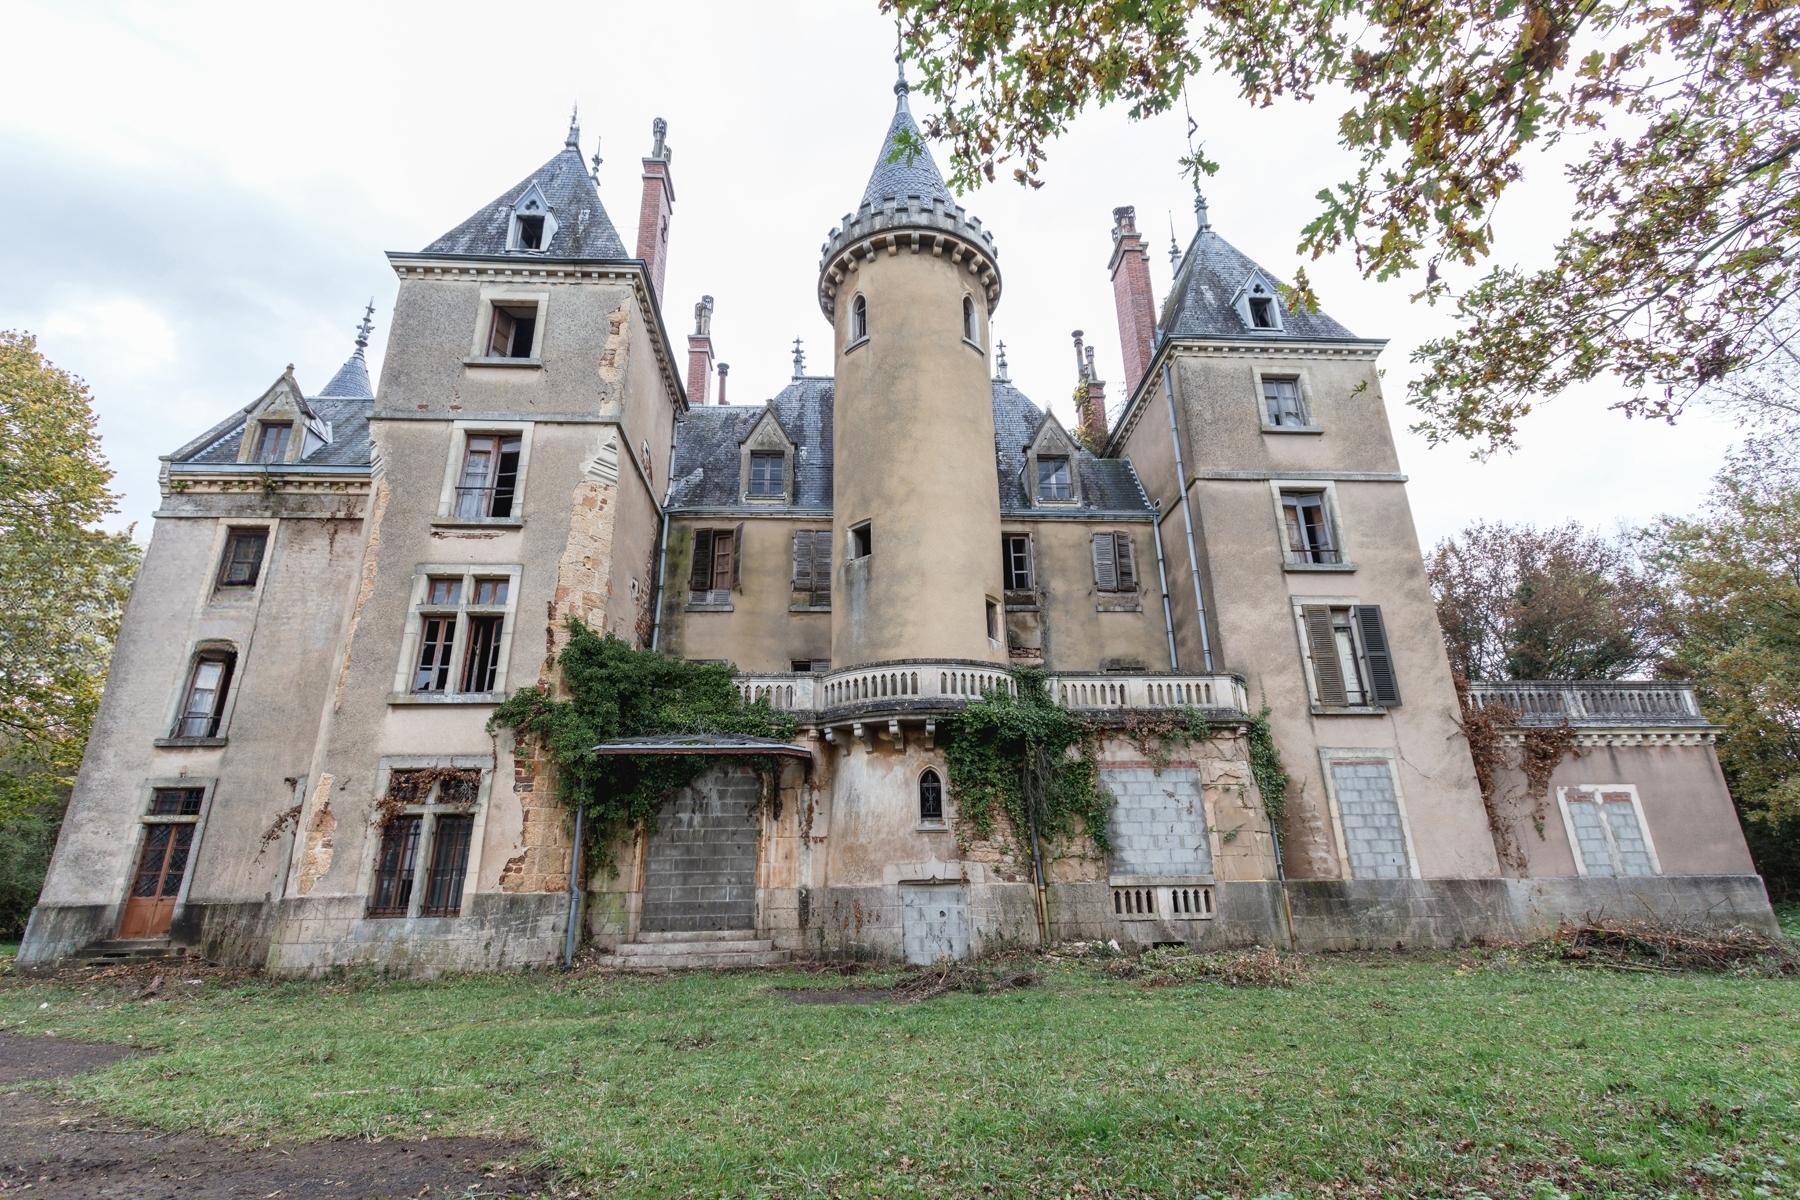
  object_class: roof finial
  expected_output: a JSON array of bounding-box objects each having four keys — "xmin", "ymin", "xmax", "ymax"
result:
[
  {"xmin": 590, "ymin": 139, "xmax": 603, "ymax": 183},
  {"xmin": 791, "ymin": 336, "xmax": 806, "ymax": 378},
  {"xmin": 566, "ymin": 103, "xmax": 580, "ymax": 151},
  {"xmin": 693, "ymin": 295, "xmax": 714, "ymax": 337},
  {"xmin": 894, "ymin": 24, "xmax": 911, "ymax": 112},
  {"xmin": 650, "ymin": 117, "xmax": 669, "ymax": 162},
  {"xmin": 1194, "ymin": 188, "xmax": 1211, "ymax": 233},
  {"xmin": 995, "ymin": 339, "xmax": 1009, "ymax": 382},
  {"xmin": 1168, "ymin": 211, "xmax": 1181, "ymax": 268},
  {"xmin": 355, "ymin": 299, "xmax": 375, "ymax": 351}
]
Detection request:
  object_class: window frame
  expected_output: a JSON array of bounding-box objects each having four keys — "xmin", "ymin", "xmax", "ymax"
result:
[
  {"xmin": 1293, "ymin": 601, "xmax": 1401, "ymax": 712},
  {"xmin": 961, "ymin": 293, "xmax": 982, "ymax": 350},
  {"xmin": 849, "ymin": 521, "xmax": 872, "ymax": 561},
  {"xmin": 918, "ymin": 766, "xmax": 948, "ymax": 829},
  {"xmin": 468, "ymin": 288, "xmax": 549, "ymax": 366},
  {"xmin": 687, "ymin": 525, "xmax": 745, "ymax": 607},
  {"xmin": 1002, "ymin": 532, "xmax": 1035, "ymax": 592},
  {"xmin": 252, "ymin": 421, "xmax": 292, "ymax": 463},
  {"xmin": 436, "ymin": 422, "xmax": 533, "ymax": 525},
  {"xmin": 1035, "ymin": 455, "xmax": 1075, "ymax": 504},
  {"xmin": 1268, "ymin": 480, "xmax": 1352, "ymax": 571},
  {"xmin": 847, "ymin": 293, "xmax": 869, "ymax": 349},
  {"xmin": 167, "ymin": 645, "xmax": 237, "ymax": 741},
  {"xmin": 1258, "ymin": 373, "xmax": 1316, "ymax": 431},
  {"xmin": 1090, "ymin": 531, "xmax": 1139, "ymax": 594},
  {"xmin": 1557, "ymin": 784, "xmax": 1662, "ymax": 878},
  {"xmin": 985, "ymin": 596, "xmax": 1001, "ymax": 643},
  {"xmin": 1279, "ymin": 489, "xmax": 1341, "ymax": 566},
  {"xmin": 363, "ymin": 758, "xmax": 491, "ymax": 920},
  {"xmin": 393, "ymin": 566, "xmax": 522, "ymax": 703},
  {"xmin": 215, "ymin": 526, "xmax": 270, "ymax": 590},
  {"xmin": 790, "ymin": 528, "xmax": 832, "ymax": 609},
  {"xmin": 1318, "ymin": 748, "xmax": 1420, "ymax": 881},
  {"xmin": 746, "ymin": 450, "xmax": 785, "ymax": 500}
]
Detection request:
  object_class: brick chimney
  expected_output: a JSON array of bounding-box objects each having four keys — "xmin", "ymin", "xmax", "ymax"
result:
[
  {"xmin": 636, "ymin": 118, "xmax": 675, "ymax": 301},
  {"xmin": 686, "ymin": 295, "xmax": 713, "ymax": 407},
  {"xmin": 1108, "ymin": 205, "xmax": 1157, "ymax": 394},
  {"xmin": 716, "ymin": 362, "xmax": 730, "ymax": 406},
  {"xmin": 1071, "ymin": 331, "xmax": 1108, "ymax": 446}
]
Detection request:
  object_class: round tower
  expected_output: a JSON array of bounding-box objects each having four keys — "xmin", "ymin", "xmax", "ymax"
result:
[{"xmin": 819, "ymin": 66, "xmax": 1005, "ymax": 668}]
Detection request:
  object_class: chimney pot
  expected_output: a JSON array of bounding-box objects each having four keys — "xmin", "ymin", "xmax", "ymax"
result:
[
  {"xmin": 636, "ymin": 119, "xmax": 676, "ymax": 301},
  {"xmin": 685, "ymin": 293, "xmax": 713, "ymax": 407},
  {"xmin": 716, "ymin": 362, "xmax": 730, "ymax": 406}
]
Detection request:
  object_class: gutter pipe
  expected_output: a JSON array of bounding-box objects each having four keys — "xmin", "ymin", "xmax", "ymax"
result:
[
  {"xmin": 562, "ymin": 804, "xmax": 586, "ymax": 969},
  {"xmin": 1149, "ymin": 497, "xmax": 1180, "ymax": 671},
  {"xmin": 1160, "ymin": 357, "xmax": 1214, "ymax": 671}
]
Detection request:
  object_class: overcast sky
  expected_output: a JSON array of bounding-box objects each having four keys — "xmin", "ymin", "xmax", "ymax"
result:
[{"xmin": 2, "ymin": 1, "xmax": 1743, "ymax": 548}]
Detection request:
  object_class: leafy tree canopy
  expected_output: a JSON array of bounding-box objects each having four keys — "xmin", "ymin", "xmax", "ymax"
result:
[{"xmin": 886, "ymin": 0, "xmax": 1800, "ymax": 453}]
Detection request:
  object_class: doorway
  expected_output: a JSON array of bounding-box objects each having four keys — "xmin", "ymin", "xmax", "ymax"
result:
[{"xmin": 119, "ymin": 822, "xmax": 195, "ymax": 939}]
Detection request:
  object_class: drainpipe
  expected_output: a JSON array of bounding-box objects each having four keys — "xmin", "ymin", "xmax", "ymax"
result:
[
  {"xmin": 1149, "ymin": 502, "xmax": 1179, "ymax": 671},
  {"xmin": 562, "ymin": 804, "xmax": 586, "ymax": 969},
  {"xmin": 1160, "ymin": 358, "xmax": 1213, "ymax": 672},
  {"xmin": 1268, "ymin": 814, "xmax": 1298, "ymax": 951},
  {"xmin": 649, "ymin": 509, "xmax": 671, "ymax": 652}
]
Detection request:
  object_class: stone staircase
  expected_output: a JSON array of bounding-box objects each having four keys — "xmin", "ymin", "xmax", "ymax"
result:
[
  {"xmin": 72, "ymin": 938, "xmax": 189, "ymax": 965},
  {"xmin": 591, "ymin": 930, "xmax": 790, "ymax": 971}
]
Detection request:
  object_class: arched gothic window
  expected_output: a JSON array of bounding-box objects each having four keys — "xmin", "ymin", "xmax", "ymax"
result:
[
  {"xmin": 962, "ymin": 295, "xmax": 978, "ymax": 344},
  {"xmin": 919, "ymin": 768, "xmax": 945, "ymax": 824},
  {"xmin": 851, "ymin": 294, "xmax": 868, "ymax": 342}
]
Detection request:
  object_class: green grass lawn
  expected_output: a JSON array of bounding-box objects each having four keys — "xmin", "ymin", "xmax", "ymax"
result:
[{"xmin": 2, "ymin": 951, "xmax": 1797, "ymax": 1199}]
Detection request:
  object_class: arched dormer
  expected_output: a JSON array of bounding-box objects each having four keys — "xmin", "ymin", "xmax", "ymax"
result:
[
  {"xmin": 508, "ymin": 184, "xmax": 556, "ymax": 252},
  {"xmin": 739, "ymin": 408, "xmax": 797, "ymax": 504},
  {"xmin": 1022, "ymin": 410, "xmax": 1082, "ymax": 506},
  {"xmin": 1233, "ymin": 271, "xmax": 1284, "ymax": 333}
]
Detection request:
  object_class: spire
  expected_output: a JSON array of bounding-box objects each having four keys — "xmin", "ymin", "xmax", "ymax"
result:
[
  {"xmin": 859, "ymin": 49, "xmax": 952, "ymax": 209},
  {"xmin": 791, "ymin": 336, "xmax": 806, "ymax": 379},
  {"xmin": 566, "ymin": 104, "xmax": 580, "ymax": 151},
  {"xmin": 894, "ymin": 42, "xmax": 910, "ymax": 113},
  {"xmin": 1168, "ymin": 211, "xmax": 1182, "ymax": 268},
  {"xmin": 590, "ymin": 142, "xmax": 603, "ymax": 183},
  {"xmin": 318, "ymin": 302, "xmax": 377, "ymax": 399},
  {"xmin": 995, "ymin": 339, "xmax": 1009, "ymax": 382}
]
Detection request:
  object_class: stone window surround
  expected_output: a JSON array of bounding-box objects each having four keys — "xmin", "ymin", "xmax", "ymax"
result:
[
  {"xmin": 1024, "ymin": 422, "xmax": 1082, "ymax": 508},
  {"xmin": 738, "ymin": 412, "xmax": 794, "ymax": 505},
  {"xmin": 389, "ymin": 563, "xmax": 523, "ymax": 704},
  {"xmin": 961, "ymin": 289, "xmax": 984, "ymax": 354},
  {"xmin": 154, "ymin": 639, "xmax": 241, "ymax": 748},
  {"xmin": 1317, "ymin": 746, "xmax": 1421, "ymax": 881},
  {"xmin": 1250, "ymin": 364, "xmax": 1323, "ymax": 434},
  {"xmin": 465, "ymin": 285, "xmax": 550, "ymax": 366},
  {"xmin": 1267, "ymin": 479, "xmax": 1354, "ymax": 572},
  {"xmin": 506, "ymin": 184, "xmax": 557, "ymax": 252},
  {"xmin": 355, "ymin": 755, "xmax": 496, "ymax": 922},
  {"xmin": 845, "ymin": 292, "xmax": 869, "ymax": 353},
  {"xmin": 206, "ymin": 518, "xmax": 277, "ymax": 601},
  {"xmin": 124, "ymin": 776, "xmax": 219, "ymax": 917},
  {"xmin": 1556, "ymin": 783, "xmax": 1663, "ymax": 877},
  {"xmin": 917, "ymin": 764, "xmax": 951, "ymax": 832},
  {"xmin": 1232, "ymin": 271, "xmax": 1286, "ymax": 334},
  {"xmin": 1288, "ymin": 596, "xmax": 1384, "ymax": 715},
  {"xmin": 432, "ymin": 421, "xmax": 535, "ymax": 527}
]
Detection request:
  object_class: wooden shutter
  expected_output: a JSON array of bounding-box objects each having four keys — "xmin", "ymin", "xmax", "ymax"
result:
[
  {"xmin": 1092, "ymin": 532, "xmax": 1118, "ymax": 591},
  {"xmin": 487, "ymin": 308, "xmax": 513, "ymax": 357},
  {"xmin": 689, "ymin": 530, "xmax": 714, "ymax": 590},
  {"xmin": 729, "ymin": 522, "xmax": 745, "ymax": 590},
  {"xmin": 791, "ymin": 530, "xmax": 812, "ymax": 591},
  {"xmin": 1355, "ymin": 605, "xmax": 1401, "ymax": 707},
  {"xmin": 812, "ymin": 530, "xmax": 832, "ymax": 599},
  {"xmin": 1302, "ymin": 606, "xmax": 1348, "ymax": 706},
  {"xmin": 1114, "ymin": 532, "xmax": 1137, "ymax": 591}
]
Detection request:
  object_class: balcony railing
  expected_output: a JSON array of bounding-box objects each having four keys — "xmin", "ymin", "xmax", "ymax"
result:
[
  {"xmin": 735, "ymin": 661, "xmax": 1247, "ymax": 719},
  {"xmin": 1464, "ymin": 680, "xmax": 1709, "ymax": 726}
]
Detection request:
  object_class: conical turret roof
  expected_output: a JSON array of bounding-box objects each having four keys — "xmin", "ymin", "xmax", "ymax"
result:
[
  {"xmin": 421, "ymin": 118, "xmax": 627, "ymax": 259},
  {"xmin": 317, "ymin": 302, "xmax": 377, "ymax": 399},
  {"xmin": 860, "ymin": 74, "xmax": 953, "ymax": 208}
]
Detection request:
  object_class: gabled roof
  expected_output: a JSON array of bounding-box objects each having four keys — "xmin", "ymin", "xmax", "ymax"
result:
[
  {"xmin": 991, "ymin": 382, "xmax": 1152, "ymax": 517},
  {"xmin": 421, "ymin": 135, "xmax": 627, "ymax": 260},
  {"xmin": 167, "ymin": 392, "xmax": 372, "ymax": 470},
  {"xmin": 860, "ymin": 80, "xmax": 953, "ymax": 209},
  {"xmin": 1161, "ymin": 223, "xmax": 1361, "ymax": 343}
]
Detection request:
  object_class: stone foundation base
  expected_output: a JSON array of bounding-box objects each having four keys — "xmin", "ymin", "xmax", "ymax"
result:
[{"xmin": 265, "ymin": 892, "xmax": 567, "ymax": 976}]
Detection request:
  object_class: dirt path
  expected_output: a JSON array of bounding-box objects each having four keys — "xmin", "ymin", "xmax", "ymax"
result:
[{"xmin": 0, "ymin": 1033, "xmax": 544, "ymax": 1198}]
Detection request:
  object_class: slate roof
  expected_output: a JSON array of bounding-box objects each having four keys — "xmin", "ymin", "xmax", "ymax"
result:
[
  {"xmin": 169, "ymin": 391, "xmax": 373, "ymax": 470},
  {"xmin": 861, "ymin": 87, "xmax": 953, "ymax": 208},
  {"xmin": 667, "ymin": 372, "xmax": 1151, "ymax": 519},
  {"xmin": 421, "ymin": 142, "xmax": 628, "ymax": 260},
  {"xmin": 1161, "ymin": 227, "xmax": 1361, "ymax": 342},
  {"xmin": 317, "ymin": 345, "xmax": 372, "ymax": 399}
]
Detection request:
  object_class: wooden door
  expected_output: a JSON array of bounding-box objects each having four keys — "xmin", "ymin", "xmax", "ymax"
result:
[{"xmin": 119, "ymin": 824, "xmax": 194, "ymax": 939}]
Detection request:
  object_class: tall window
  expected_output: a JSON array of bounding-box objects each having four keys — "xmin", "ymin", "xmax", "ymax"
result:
[
  {"xmin": 919, "ymin": 768, "xmax": 945, "ymax": 825},
  {"xmin": 407, "ymin": 572, "xmax": 514, "ymax": 698},
  {"xmin": 486, "ymin": 303, "xmax": 539, "ymax": 359},
  {"xmin": 791, "ymin": 529, "xmax": 832, "ymax": 607},
  {"xmin": 1561, "ymin": 787, "xmax": 1659, "ymax": 877},
  {"xmin": 455, "ymin": 434, "xmax": 523, "ymax": 519},
  {"xmin": 1299, "ymin": 604, "xmax": 1400, "ymax": 709},
  {"xmin": 252, "ymin": 422, "xmax": 291, "ymax": 463},
  {"xmin": 1002, "ymin": 533, "xmax": 1034, "ymax": 591},
  {"xmin": 173, "ymin": 648, "xmax": 236, "ymax": 738},
  {"xmin": 216, "ymin": 528, "xmax": 269, "ymax": 588},
  {"xmin": 1280, "ymin": 490, "xmax": 1339, "ymax": 564},
  {"xmin": 368, "ymin": 769, "xmax": 480, "ymax": 919},
  {"xmin": 1036, "ymin": 456, "xmax": 1073, "ymax": 502},
  {"xmin": 689, "ymin": 526, "xmax": 742, "ymax": 602},
  {"xmin": 1263, "ymin": 378, "xmax": 1309, "ymax": 427},
  {"xmin": 985, "ymin": 597, "xmax": 1000, "ymax": 641},
  {"xmin": 850, "ymin": 294, "xmax": 868, "ymax": 342},
  {"xmin": 962, "ymin": 295, "xmax": 978, "ymax": 344},
  {"xmin": 1091, "ymin": 531, "xmax": 1138, "ymax": 593},
  {"xmin": 747, "ymin": 451, "xmax": 784, "ymax": 498}
]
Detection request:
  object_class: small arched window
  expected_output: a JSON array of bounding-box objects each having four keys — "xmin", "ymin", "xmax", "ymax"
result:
[
  {"xmin": 173, "ymin": 646, "xmax": 237, "ymax": 739},
  {"xmin": 919, "ymin": 768, "xmax": 945, "ymax": 824},
  {"xmin": 851, "ymin": 294, "xmax": 868, "ymax": 343},
  {"xmin": 962, "ymin": 295, "xmax": 978, "ymax": 344}
]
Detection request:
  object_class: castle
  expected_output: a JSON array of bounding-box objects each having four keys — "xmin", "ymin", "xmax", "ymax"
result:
[{"xmin": 20, "ymin": 73, "xmax": 1774, "ymax": 972}]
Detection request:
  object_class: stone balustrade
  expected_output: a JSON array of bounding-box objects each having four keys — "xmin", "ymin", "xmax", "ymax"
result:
[{"xmin": 1464, "ymin": 680, "xmax": 1709, "ymax": 726}]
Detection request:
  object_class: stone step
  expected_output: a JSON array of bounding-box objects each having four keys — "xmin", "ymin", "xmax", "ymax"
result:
[
  {"xmin": 73, "ymin": 939, "xmax": 187, "ymax": 963},
  {"xmin": 636, "ymin": 929, "xmax": 764, "ymax": 944},
  {"xmin": 615, "ymin": 937, "xmax": 774, "ymax": 957},
  {"xmin": 592, "ymin": 948, "xmax": 791, "ymax": 972}
]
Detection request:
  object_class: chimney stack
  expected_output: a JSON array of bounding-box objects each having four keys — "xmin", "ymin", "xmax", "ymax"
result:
[
  {"xmin": 1072, "ymin": 331, "xmax": 1109, "ymax": 446},
  {"xmin": 636, "ymin": 118, "xmax": 675, "ymax": 301},
  {"xmin": 716, "ymin": 362, "xmax": 730, "ymax": 406},
  {"xmin": 1108, "ymin": 205, "xmax": 1157, "ymax": 395},
  {"xmin": 686, "ymin": 295, "xmax": 714, "ymax": 407}
]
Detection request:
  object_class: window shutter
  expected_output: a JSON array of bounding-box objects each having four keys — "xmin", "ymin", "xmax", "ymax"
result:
[
  {"xmin": 1302, "ymin": 606, "xmax": 1348, "ymax": 706},
  {"xmin": 1114, "ymin": 533, "xmax": 1137, "ymax": 591},
  {"xmin": 791, "ymin": 530, "xmax": 812, "ymax": 591},
  {"xmin": 1355, "ymin": 605, "xmax": 1401, "ymax": 707},
  {"xmin": 488, "ymin": 309, "xmax": 513, "ymax": 357},
  {"xmin": 813, "ymin": 530, "xmax": 832, "ymax": 598},
  {"xmin": 729, "ymin": 522, "xmax": 746, "ymax": 590},
  {"xmin": 1092, "ymin": 532, "xmax": 1118, "ymax": 591},
  {"xmin": 689, "ymin": 530, "xmax": 714, "ymax": 591}
]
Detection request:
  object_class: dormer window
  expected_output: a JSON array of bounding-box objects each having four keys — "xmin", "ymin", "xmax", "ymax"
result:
[
  {"xmin": 1249, "ymin": 295, "xmax": 1276, "ymax": 329},
  {"xmin": 1036, "ymin": 455, "xmax": 1073, "ymax": 502},
  {"xmin": 747, "ymin": 451, "xmax": 784, "ymax": 498},
  {"xmin": 253, "ymin": 421, "xmax": 291, "ymax": 463},
  {"xmin": 515, "ymin": 213, "xmax": 544, "ymax": 250},
  {"xmin": 1236, "ymin": 274, "xmax": 1285, "ymax": 332},
  {"xmin": 508, "ymin": 189, "xmax": 554, "ymax": 252}
]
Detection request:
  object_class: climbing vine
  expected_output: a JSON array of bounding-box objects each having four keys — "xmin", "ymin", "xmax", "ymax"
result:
[
  {"xmin": 1453, "ymin": 675, "xmax": 1581, "ymax": 872},
  {"xmin": 1244, "ymin": 707, "xmax": 1290, "ymax": 822},
  {"xmin": 489, "ymin": 621, "xmax": 796, "ymax": 863}
]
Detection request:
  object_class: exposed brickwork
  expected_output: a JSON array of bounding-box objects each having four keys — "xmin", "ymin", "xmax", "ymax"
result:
[
  {"xmin": 294, "ymin": 782, "xmax": 335, "ymax": 897},
  {"xmin": 686, "ymin": 334, "xmax": 712, "ymax": 406},
  {"xmin": 636, "ymin": 156, "xmax": 674, "ymax": 301},
  {"xmin": 1108, "ymin": 206, "xmax": 1157, "ymax": 395}
]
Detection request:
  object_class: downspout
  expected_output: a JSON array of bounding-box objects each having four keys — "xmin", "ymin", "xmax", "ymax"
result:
[
  {"xmin": 1160, "ymin": 358, "xmax": 1214, "ymax": 671},
  {"xmin": 1149, "ymin": 502, "xmax": 1179, "ymax": 671},
  {"xmin": 649, "ymin": 509, "xmax": 671, "ymax": 652},
  {"xmin": 562, "ymin": 804, "xmax": 586, "ymax": 969},
  {"xmin": 1268, "ymin": 817, "xmax": 1298, "ymax": 951}
]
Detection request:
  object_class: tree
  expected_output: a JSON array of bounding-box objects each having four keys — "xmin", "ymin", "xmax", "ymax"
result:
[
  {"xmin": 1426, "ymin": 520, "xmax": 1660, "ymax": 681},
  {"xmin": 885, "ymin": 1, "xmax": 1800, "ymax": 454},
  {"xmin": 0, "ymin": 331, "xmax": 140, "ymax": 935},
  {"xmin": 1648, "ymin": 443, "xmax": 1800, "ymax": 897}
]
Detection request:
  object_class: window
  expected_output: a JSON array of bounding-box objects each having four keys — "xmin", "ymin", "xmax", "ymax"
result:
[
  {"xmin": 850, "ymin": 294, "xmax": 868, "ymax": 343},
  {"xmin": 173, "ymin": 648, "xmax": 236, "ymax": 738},
  {"xmin": 790, "ymin": 659, "xmax": 831, "ymax": 673},
  {"xmin": 1091, "ymin": 531, "xmax": 1138, "ymax": 593},
  {"xmin": 791, "ymin": 529, "xmax": 832, "ymax": 607},
  {"xmin": 985, "ymin": 597, "xmax": 1000, "ymax": 641},
  {"xmin": 1002, "ymin": 533, "xmax": 1034, "ymax": 591},
  {"xmin": 1561, "ymin": 787, "xmax": 1659, "ymax": 877},
  {"xmin": 487, "ymin": 303, "xmax": 539, "ymax": 359},
  {"xmin": 405, "ymin": 571, "xmax": 516, "ymax": 699},
  {"xmin": 920, "ymin": 768, "xmax": 945, "ymax": 825},
  {"xmin": 850, "ymin": 521, "xmax": 872, "ymax": 560},
  {"xmin": 509, "ymin": 191, "xmax": 553, "ymax": 251},
  {"xmin": 216, "ymin": 528, "xmax": 268, "ymax": 588},
  {"xmin": 1263, "ymin": 377, "xmax": 1310, "ymax": 427},
  {"xmin": 962, "ymin": 295, "xmax": 978, "ymax": 344},
  {"xmin": 252, "ymin": 422, "xmax": 291, "ymax": 463},
  {"xmin": 1299, "ymin": 604, "xmax": 1400, "ymax": 709},
  {"xmin": 1327, "ymin": 758, "xmax": 1412, "ymax": 879},
  {"xmin": 150, "ymin": 787, "xmax": 204, "ymax": 816},
  {"xmin": 1280, "ymin": 490, "xmax": 1340, "ymax": 564},
  {"xmin": 368, "ymin": 769, "xmax": 481, "ymax": 919},
  {"xmin": 689, "ymin": 526, "xmax": 743, "ymax": 602},
  {"xmin": 1249, "ymin": 294, "xmax": 1277, "ymax": 329},
  {"xmin": 454, "ymin": 434, "xmax": 523, "ymax": 519},
  {"xmin": 748, "ymin": 451, "xmax": 784, "ymax": 498},
  {"xmin": 1036, "ymin": 456, "xmax": 1073, "ymax": 502}
]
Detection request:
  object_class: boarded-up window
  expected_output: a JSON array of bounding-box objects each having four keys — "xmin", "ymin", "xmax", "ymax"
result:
[
  {"xmin": 1564, "ymin": 788, "xmax": 1658, "ymax": 877},
  {"xmin": 1091, "ymin": 531, "xmax": 1137, "ymax": 592},
  {"xmin": 791, "ymin": 529, "xmax": 832, "ymax": 605},
  {"xmin": 1330, "ymin": 759, "xmax": 1411, "ymax": 879}
]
